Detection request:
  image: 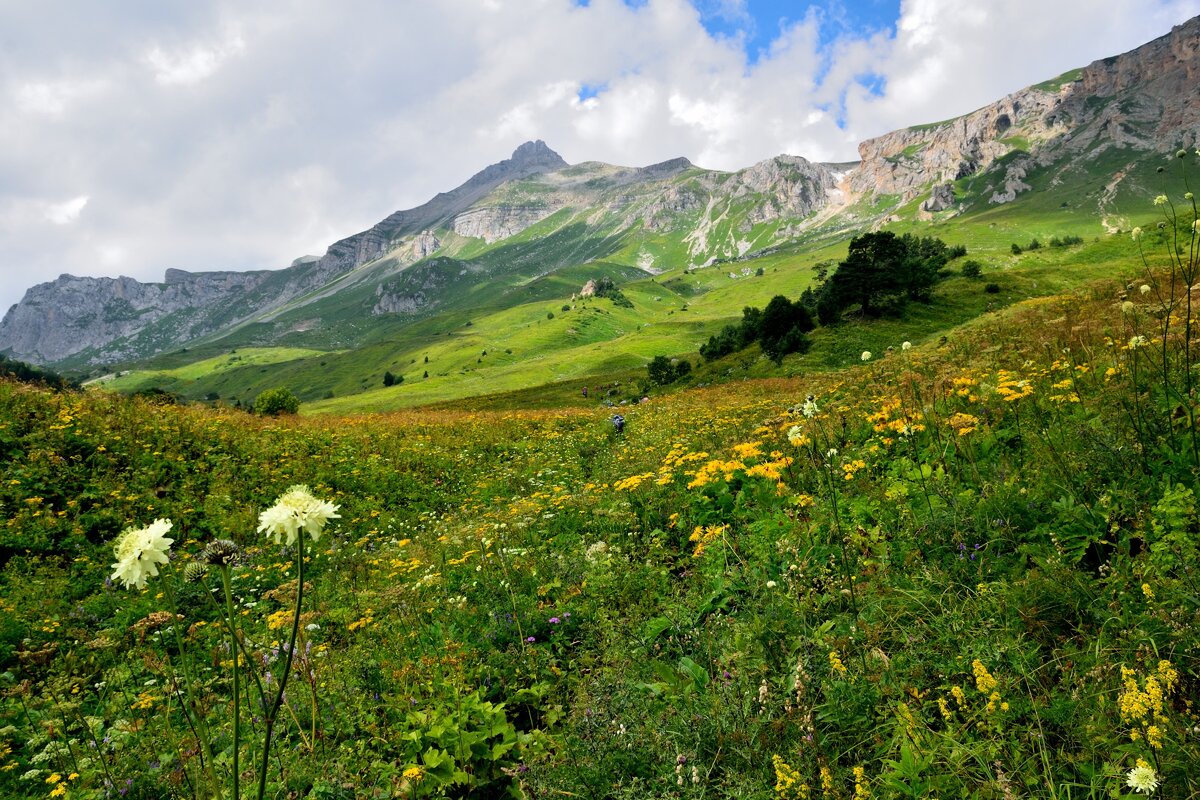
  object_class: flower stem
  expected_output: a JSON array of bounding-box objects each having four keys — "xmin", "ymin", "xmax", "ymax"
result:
[
  {"xmin": 220, "ymin": 566, "xmax": 241, "ymax": 800},
  {"xmin": 256, "ymin": 536, "xmax": 305, "ymax": 800}
]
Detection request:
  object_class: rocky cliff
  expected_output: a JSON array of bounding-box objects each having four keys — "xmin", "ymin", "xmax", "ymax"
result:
[
  {"xmin": 851, "ymin": 16, "xmax": 1200, "ymax": 207},
  {"xmin": 0, "ymin": 270, "xmax": 272, "ymax": 364}
]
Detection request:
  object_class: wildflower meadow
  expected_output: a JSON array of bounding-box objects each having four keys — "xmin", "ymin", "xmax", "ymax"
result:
[{"xmin": 2, "ymin": 163, "xmax": 1200, "ymax": 798}]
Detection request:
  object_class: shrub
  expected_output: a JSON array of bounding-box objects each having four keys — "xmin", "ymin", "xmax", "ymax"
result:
[
  {"xmin": 383, "ymin": 371, "xmax": 396, "ymax": 387},
  {"xmin": 1011, "ymin": 243, "xmax": 1023, "ymax": 255},
  {"xmin": 253, "ymin": 387, "xmax": 300, "ymax": 416},
  {"xmin": 985, "ymin": 283, "xmax": 1001, "ymax": 294},
  {"xmin": 961, "ymin": 260, "xmax": 983, "ymax": 278},
  {"xmin": 647, "ymin": 356, "xmax": 694, "ymax": 386}
]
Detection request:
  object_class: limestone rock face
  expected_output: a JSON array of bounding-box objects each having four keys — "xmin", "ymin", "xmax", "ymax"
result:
[
  {"xmin": 849, "ymin": 16, "xmax": 1200, "ymax": 203},
  {"xmin": 922, "ymin": 183, "xmax": 956, "ymax": 213},
  {"xmin": 0, "ymin": 270, "xmax": 274, "ymax": 364},
  {"xmin": 452, "ymin": 206, "xmax": 558, "ymax": 243},
  {"xmin": 733, "ymin": 155, "xmax": 837, "ymax": 223}
]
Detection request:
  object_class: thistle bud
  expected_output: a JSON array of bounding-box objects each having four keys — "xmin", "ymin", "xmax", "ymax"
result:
[
  {"xmin": 182, "ymin": 561, "xmax": 210, "ymax": 583},
  {"xmin": 200, "ymin": 539, "xmax": 241, "ymax": 566}
]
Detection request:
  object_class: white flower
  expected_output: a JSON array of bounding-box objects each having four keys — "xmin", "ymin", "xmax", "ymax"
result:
[
  {"xmin": 787, "ymin": 424, "xmax": 806, "ymax": 445},
  {"xmin": 1129, "ymin": 335, "xmax": 1148, "ymax": 349},
  {"xmin": 257, "ymin": 485, "xmax": 340, "ymax": 546},
  {"xmin": 1126, "ymin": 763, "xmax": 1159, "ymax": 794},
  {"xmin": 1154, "ymin": 194, "xmax": 1168, "ymax": 206},
  {"xmin": 766, "ymin": 580, "xmax": 777, "ymax": 589},
  {"xmin": 1121, "ymin": 301, "xmax": 1135, "ymax": 314},
  {"xmin": 826, "ymin": 448, "xmax": 838, "ymax": 459},
  {"xmin": 860, "ymin": 351, "xmax": 872, "ymax": 362},
  {"xmin": 110, "ymin": 519, "xmax": 174, "ymax": 590},
  {"xmin": 801, "ymin": 396, "xmax": 819, "ymax": 419},
  {"xmin": 1132, "ymin": 226, "xmax": 1143, "ymax": 240},
  {"xmin": 901, "ymin": 341, "xmax": 912, "ymax": 351},
  {"xmin": 1140, "ymin": 284, "xmax": 1151, "ymax": 294}
]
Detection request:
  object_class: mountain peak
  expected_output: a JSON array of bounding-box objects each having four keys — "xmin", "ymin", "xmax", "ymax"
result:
[{"xmin": 509, "ymin": 140, "xmax": 567, "ymax": 169}]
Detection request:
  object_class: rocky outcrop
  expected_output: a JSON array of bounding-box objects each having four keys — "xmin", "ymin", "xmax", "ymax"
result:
[
  {"xmin": 849, "ymin": 88, "xmax": 1064, "ymax": 201},
  {"xmin": 0, "ymin": 270, "xmax": 271, "ymax": 364},
  {"xmin": 733, "ymin": 155, "xmax": 837, "ymax": 223},
  {"xmin": 922, "ymin": 183, "xmax": 955, "ymax": 212},
  {"xmin": 988, "ymin": 159, "xmax": 1033, "ymax": 204},
  {"xmin": 452, "ymin": 206, "xmax": 558, "ymax": 243},
  {"xmin": 849, "ymin": 16, "xmax": 1200, "ymax": 202}
]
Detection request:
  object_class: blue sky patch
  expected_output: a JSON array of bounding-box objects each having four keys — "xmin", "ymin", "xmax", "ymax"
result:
[
  {"xmin": 690, "ymin": 0, "xmax": 901, "ymax": 64},
  {"xmin": 577, "ymin": 82, "xmax": 607, "ymax": 102}
]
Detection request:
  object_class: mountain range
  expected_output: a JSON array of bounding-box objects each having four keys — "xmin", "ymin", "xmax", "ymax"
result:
[{"xmin": 2, "ymin": 16, "xmax": 1199, "ymax": 407}]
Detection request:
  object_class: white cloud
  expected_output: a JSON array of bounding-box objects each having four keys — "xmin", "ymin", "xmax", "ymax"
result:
[
  {"xmin": 44, "ymin": 196, "xmax": 89, "ymax": 225},
  {"xmin": 0, "ymin": 0, "xmax": 1198, "ymax": 317},
  {"xmin": 144, "ymin": 26, "xmax": 246, "ymax": 86}
]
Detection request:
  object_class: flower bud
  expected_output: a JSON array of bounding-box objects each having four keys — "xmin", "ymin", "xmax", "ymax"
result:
[
  {"xmin": 182, "ymin": 561, "xmax": 210, "ymax": 583},
  {"xmin": 201, "ymin": 539, "xmax": 241, "ymax": 566}
]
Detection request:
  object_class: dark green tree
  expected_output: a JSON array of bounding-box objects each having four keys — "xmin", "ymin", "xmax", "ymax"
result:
[
  {"xmin": 757, "ymin": 295, "xmax": 814, "ymax": 363},
  {"xmin": 828, "ymin": 231, "xmax": 908, "ymax": 316},
  {"xmin": 253, "ymin": 387, "xmax": 300, "ymax": 416},
  {"xmin": 647, "ymin": 356, "xmax": 676, "ymax": 386}
]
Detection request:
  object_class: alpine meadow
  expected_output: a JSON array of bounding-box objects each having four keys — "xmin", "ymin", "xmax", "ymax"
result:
[{"xmin": 4, "ymin": 10, "xmax": 1200, "ymax": 800}]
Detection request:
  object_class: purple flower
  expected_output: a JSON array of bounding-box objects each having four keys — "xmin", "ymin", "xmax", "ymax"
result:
[
  {"xmin": 548, "ymin": 617, "xmax": 561, "ymax": 624},
  {"xmin": 525, "ymin": 636, "xmax": 536, "ymax": 643}
]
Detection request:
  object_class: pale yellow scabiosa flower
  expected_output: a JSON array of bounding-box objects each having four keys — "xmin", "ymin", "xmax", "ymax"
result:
[
  {"xmin": 1154, "ymin": 195, "xmax": 1168, "ymax": 206},
  {"xmin": 1126, "ymin": 760, "xmax": 1159, "ymax": 794},
  {"xmin": 901, "ymin": 341, "xmax": 912, "ymax": 351},
  {"xmin": 861, "ymin": 351, "xmax": 872, "ymax": 361},
  {"xmin": 1132, "ymin": 226, "xmax": 1143, "ymax": 240},
  {"xmin": 257, "ymin": 485, "xmax": 340, "ymax": 545},
  {"xmin": 110, "ymin": 519, "xmax": 174, "ymax": 590}
]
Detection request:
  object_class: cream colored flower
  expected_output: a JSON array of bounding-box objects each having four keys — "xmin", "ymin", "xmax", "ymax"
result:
[
  {"xmin": 1140, "ymin": 284, "xmax": 1152, "ymax": 294},
  {"xmin": 1132, "ymin": 226, "xmax": 1143, "ymax": 240},
  {"xmin": 1154, "ymin": 195, "xmax": 1169, "ymax": 206},
  {"xmin": 1126, "ymin": 762, "xmax": 1159, "ymax": 794},
  {"xmin": 861, "ymin": 351, "xmax": 872, "ymax": 361},
  {"xmin": 258, "ymin": 485, "xmax": 340, "ymax": 546},
  {"xmin": 110, "ymin": 519, "xmax": 174, "ymax": 590},
  {"xmin": 1122, "ymin": 301, "xmax": 1135, "ymax": 314},
  {"xmin": 901, "ymin": 341, "xmax": 912, "ymax": 350}
]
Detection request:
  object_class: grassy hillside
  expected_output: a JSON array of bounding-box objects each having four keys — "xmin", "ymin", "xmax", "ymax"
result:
[
  {"xmin": 2, "ymin": 175, "xmax": 1199, "ymax": 796},
  {"xmin": 88, "ymin": 142, "xmax": 1176, "ymax": 415}
]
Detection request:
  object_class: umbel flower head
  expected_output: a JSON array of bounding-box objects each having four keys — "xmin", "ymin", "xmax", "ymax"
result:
[
  {"xmin": 257, "ymin": 485, "xmax": 340, "ymax": 546},
  {"xmin": 110, "ymin": 519, "xmax": 174, "ymax": 590}
]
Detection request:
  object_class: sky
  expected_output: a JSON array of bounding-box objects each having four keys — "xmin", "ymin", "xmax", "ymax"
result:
[{"xmin": 2, "ymin": 0, "xmax": 1198, "ymax": 316}]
